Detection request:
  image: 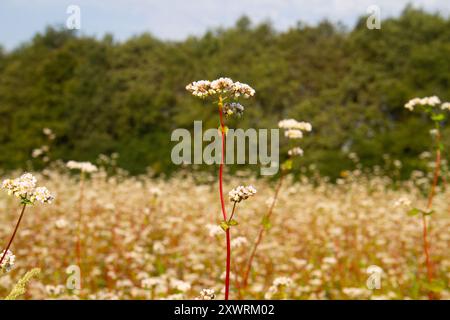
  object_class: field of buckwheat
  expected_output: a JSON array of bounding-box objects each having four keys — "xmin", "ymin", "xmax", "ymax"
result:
[
  {"xmin": 0, "ymin": 166, "xmax": 448, "ymax": 300},
  {"xmin": 0, "ymin": 79, "xmax": 449, "ymax": 300}
]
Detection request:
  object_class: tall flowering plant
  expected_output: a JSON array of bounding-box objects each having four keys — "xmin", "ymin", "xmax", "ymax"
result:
[
  {"xmin": 0, "ymin": 173, "xmax": 54, "ymax": 273},
  {"xmin": 404, "ymin": 96, "xmax": 449, "ymax": 299},
  {"xmin": 66, "ymin": 161, "xmax": 98, "ymax": 280},
  {"xmin": 186, "ymin": 77, "xmax": 255, "ymax": 300},
  {"xmin": 241, "ymin": 118, "xmax": 311, "ymax": 291}
]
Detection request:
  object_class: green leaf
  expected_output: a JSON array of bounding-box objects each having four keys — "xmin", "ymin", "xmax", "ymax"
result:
[
  {"xmin": 407, "ymin": 208, "xmax": 421, "ymax": 216},
  {"xmin": 262, "ymin": 216, "xmax": 272, "ymax": 230},
  {"xmin": 20, "ymin": 198, "xmax": 32, "ymax": 205},
  {"xmin": 423, "ymin": 280, "xmax": 445, "ymax": 293},
  {"xmin": 431, "ymin": 114, "xmax": 445, "ymax": 122},
  {"xmin": 423, "ymin": 210, "xmax": 434, "ymax": 216},
  {"xmin": 219, "ymin": 221, "xmax": 229, "ymax": 231},
  {"xmin": 281, "ymin": 159, "xmax": 292, "ymax": 171},
  {"xmin": 228, "ymin": 219, "xmax": 238, "ymax": 226},
  {"xmin": 218, "ymin": 126, "xmax": 229, "ymax": 135}
]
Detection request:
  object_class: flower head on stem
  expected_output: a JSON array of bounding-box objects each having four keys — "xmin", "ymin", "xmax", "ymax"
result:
[
  {"xmin": 0, "ymin": 173, "xmax": 54, "ymax": 267},
  {"xmin": 186, "ymin": 77, "xmax": 255, "ymax": 300},
  {"xmin": 403, "ymin": 95, "xmax": 450, "ymax": 299}
]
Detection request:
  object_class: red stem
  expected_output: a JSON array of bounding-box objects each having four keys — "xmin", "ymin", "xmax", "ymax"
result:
[
  {"xmin": 218, "ymin": 96, "xmax": 231, "ymax": 300},
  {"xmin": 0, "ymin": 203, "xmax": 27, "ymax": 266},
  {"xmin": 76, "ymin": 174, "xmax": 85, "ymax": 290},
  {"xmin": 422, "ymin": 131, "xmax": 440, "ymax": 299}
]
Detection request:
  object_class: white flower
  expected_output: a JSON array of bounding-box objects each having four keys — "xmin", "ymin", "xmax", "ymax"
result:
[
  {"xmin": 171, "ymin": 279, "xmax": 191, "ymax": 292},
  {"xmin": 323, "ymin": 257, "xmax": 337, "ymax": 265},
  {"xmin": 198, "ymin": 288, "xmax": 215, "ymax": 300},
  {"xmin": 0, "ymin": 250, "xmax": 15, "ymax": 274},
  {"xmin": 288, "ymin": 147, "xmax": 304, "ymax": 157},
  {"xmin": 186, "ymin": 80, "xmax": 214, "ymax": 98},
  {"xmin": 284, "ymin": 129, "xmax": 303, "ymax": 139},
  {"xmin": 223, "ymin": 102, "xmax": 244, "ymax": 117},
  {"xmin": 2, "ymin": 173, "xmax": 54, "ymax": 204},
  {"xmin": 187, "ymin": 78, "xmax": 255, "ymax": 99},
  {"xmin": 278, "ymin": 119, "xmax": 312, "ymax": 131},
  {"xmin": 441, "ymin": 102, "xmax": 450, "ymax": 110},
  {"xmin": 32, "ymin": 148, "xmax": 44, "ymax": 158},
  {"xmin": 30, "ymin": 187, "xmax": 54, "ymax": 204},
  {"xmin": 419, "ymin": 151, "xmax": 431, "ymax": 159},
  {"xmin": 141, "ymin": 277, "xmax": 164, "ymax": 289},
  {"xmin": 393, "ymin": 197, "xmax": 411, "ymax": 208},
  {"xmin": 210, "ymin": 77, "xmax": 234, "ymax": 93},
  {"xmin": 43, "ymin": 128, "xmax": 53, "ymax": 136},
  {"xmin": 273, "ymin": 277, "xmax": 293, "ymax": 287},
  {"xmin": 149, "ymin": 187, "xmax": 162, "ymax": 198},
  {"xmin": 430, "ymin": 129, "xmax": 439, "ymax": 136},
  {"xmin": 342, "ymin": 287, "xmax": 370, "ymax": 298},
  {"xmin": 228, "ymin": 185, "xmax": 257, "ymax": 203},
  {"xmin": 67, "ymin": 161, "xmax": 98, "ymax": 173},
  {"xmin": 231, "ymin": 236, "xmax": 248, "ymax": 249},
  {"xmin": 206, "ymin": 224, "xmax": 223, "ymax": 237},
  {"xmin": 45, "ymin": 285, "xmax": 65, "ymax": 296},
  {"xmin": 231, "ymin": 82, "xmax": 255, "ymax": 98},
  {"xmin": 2, "ymin": 173, "xmax": 37, "ymax": 198},
  {"xmin": 55, "ymin": 218, "xmax": 68, "ymax": 229},
  {"xmin": 404, "ymin": 96, "xmax": 441, "ymax": 111}
]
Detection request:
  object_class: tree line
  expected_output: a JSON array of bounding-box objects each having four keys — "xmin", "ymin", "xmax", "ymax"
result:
[{"xmin": 0, "ymin": 7, "xmax": 449, "ymax": 179}]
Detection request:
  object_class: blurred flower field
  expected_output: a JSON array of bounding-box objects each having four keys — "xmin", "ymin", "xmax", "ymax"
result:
[{"xmin": 0, "ymin": 166, "xmax": 448, "ymax": 300}]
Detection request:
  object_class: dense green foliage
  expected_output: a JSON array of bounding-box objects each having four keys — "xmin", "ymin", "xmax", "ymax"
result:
[{"xmin": 0, "ymin": 7, "xmax": 449, "ymax": 178}]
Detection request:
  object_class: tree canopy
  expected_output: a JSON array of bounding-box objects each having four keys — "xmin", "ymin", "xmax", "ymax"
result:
[{"xmin": 0, "ymin": 8, "xmax": 449, "ymax": 178}]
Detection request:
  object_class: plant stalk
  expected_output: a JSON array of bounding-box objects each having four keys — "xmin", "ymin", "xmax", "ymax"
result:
[
  {"xmin": 242, "ymin": 173, "xmax": 285, "ymax": 288},
  {"xmin": 218, "ymin": 95, "xmax": 231, "ymax": 300},
  {"xmin": 0, "ymin": 203, "xmax": 27, "ymax": 266}
]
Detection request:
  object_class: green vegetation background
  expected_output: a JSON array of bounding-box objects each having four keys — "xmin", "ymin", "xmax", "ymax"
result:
[{"xmin": 0, "ymin": 8, "xmax": 449, "ymax": 179}]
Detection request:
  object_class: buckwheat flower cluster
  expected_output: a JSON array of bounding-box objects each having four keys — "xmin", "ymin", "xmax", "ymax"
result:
[
  {"xmin": 141, "ymin": 277, "xmax": 164, "ymax": 289},
  {"xmin": 67, "ymin": 161, "xmax": 98, "ymax": 173},
  {"xmin": 278, "ymin": 119, "xmax": 312, "ymax": 132},
  {"xmin": 45, "ymin": 285, "xmax": 66, "ymax": 296},
  {"xmin": 43, "ymin": 128, "xmax": 56, "ymax": 140},
  {"xmin": 1, "ymin": 173, "xmax": 54, "ymax": 204},
  {"xmin": 197, "ymin": 288, "xmax": 215, "ymax": 300},
  {"xmin": 441, "ymin": 102, "xmax": 450, "ymax": 111},
  {"xmin": 231, "ymin": 82, "xmax": 255, "ymax": 98},
  {"xmin": 30, "ymin": 187, "xmax": 54, "ymax": 204},
  {"xmin": 2, "ymin": 173, "xmax": 36, "ymax": 198},
  {"xmin": 223, "ymin": 102, "xmax": 244, "ymax": 117},
  {"xmin": 206, "ymin": 224, "xmax": 223, "ymax": 237},
  {"xmin": 265, "ymin": 276, "xmax": 293, "ymax": 299},
  {"xmin": 288, "ymin": 147, "xmax": 304, "ymax": 157},
  {"xmin": 171, "ymin": 279, "xmax": 191, "ymax": 292},
  {"xmin": 404, "ymin": 96, "xmax": 441, "ymax": 111},
  {"xmin": 186, "ymin": 78, "xmax": 255, "ymax": 99},
  {"xmin": 394, "ymin": 197, "xmax": 412, "ymax": 208},
  {"xmin": 210, "ymin": 77, "xmax": 234, "ymax": 93},
  {"xmin": 0, "ymin": 250, "xmax": 15, "ymax": 274},
  {"xmin": 231, "ymin": 236, "xmax": 248, "ymax": 249},
  {"xmin": 273, "ymin": 277, "xmax": 293, "ymax": 287},
  {"xmin": 228, "ymin": 185, "xmax": 257, "ymax": 203},
  {"xmin": 185, "ymin": 80, "xmax": 215, "ymax": 98},
  {"xmin": 279, "ymin": 119, "xmax": 312, "ymax": 141},
  {"xmin": 284, "ymin": 129, "xmax": 303, "ymax": 139}
]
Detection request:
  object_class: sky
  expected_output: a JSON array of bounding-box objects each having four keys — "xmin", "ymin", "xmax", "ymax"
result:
[{"xmin": 0, "ymin": 0, "xmax": 449, "ymax": 50}]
